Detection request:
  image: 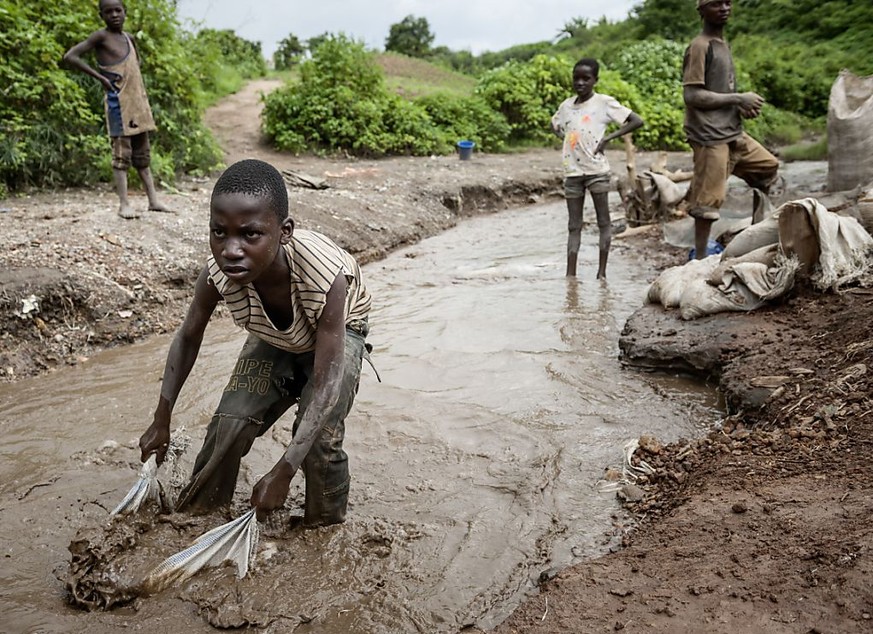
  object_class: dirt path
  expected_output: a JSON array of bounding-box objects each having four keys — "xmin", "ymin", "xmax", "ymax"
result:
[
  {"xmin": 1, "ymin": 80, "xmax": 871, "ymax": 633},
  {"xmin": 203, "ymin": 77, "xmax": 286, "ymax": 165}
]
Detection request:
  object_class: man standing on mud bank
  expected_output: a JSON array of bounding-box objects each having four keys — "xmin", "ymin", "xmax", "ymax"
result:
[
  {"xmin": 63, "ymin": 0, "xmax": 170, "ymax": 219},
  {"xmin": 683, "ymin": 0, "xmax": 779, "ymax": 259}
]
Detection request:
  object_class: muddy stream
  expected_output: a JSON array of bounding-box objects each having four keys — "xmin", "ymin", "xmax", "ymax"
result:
[{"xmin": 0, "ymin": 201, "xmax": 719, "ymax": 633}]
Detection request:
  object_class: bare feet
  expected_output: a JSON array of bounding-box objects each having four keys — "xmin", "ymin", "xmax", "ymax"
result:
[
  {"xmin": 147, "ymin": 201, "xmax": 174, "ymax": 213},
  {"xmin": 118, "ymin": 203, "xmax": 140, "ymax": 219}
]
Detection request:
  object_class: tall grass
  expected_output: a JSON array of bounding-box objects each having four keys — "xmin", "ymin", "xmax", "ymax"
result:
[{"xmin": 376, "ymin": 53, "xmax": 476, "ymax": 97}]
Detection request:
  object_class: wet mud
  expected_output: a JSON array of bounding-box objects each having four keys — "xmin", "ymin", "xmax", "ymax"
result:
[{"xmin": 66, "ymin": 520, "xmax": 145, "ymax": 611}]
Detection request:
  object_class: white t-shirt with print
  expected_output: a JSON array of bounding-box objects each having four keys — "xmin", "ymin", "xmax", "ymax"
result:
[{"xmin": 551, "ymin": 92, "xmax": 632, "ymax": 177}]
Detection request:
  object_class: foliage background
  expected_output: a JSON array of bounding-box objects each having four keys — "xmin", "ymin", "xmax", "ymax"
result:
[
  {"xmin": 3, "ymin": 0, "xmax": 870, "ymax": 193},
  {"xmin": 0, "ymin": 0, "xmax": 264, "ymax": 193}
]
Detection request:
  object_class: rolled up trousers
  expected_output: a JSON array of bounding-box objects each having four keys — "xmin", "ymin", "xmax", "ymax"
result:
[{"xmin": 175, "ymin": 325, "xmax": 366, "ymax": 527}]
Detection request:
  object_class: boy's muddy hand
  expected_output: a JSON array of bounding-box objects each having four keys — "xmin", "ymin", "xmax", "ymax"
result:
[
  {"xmin": 139, "ymin": 423, "xmax": 170, "ymax": 464},
  {"xmin": 737, "ymin": 91, "xmax": 765, "ymax": 112},
  {"xmin": 251, "ymin": 461, "xmax": 295, "ymax": 521}
]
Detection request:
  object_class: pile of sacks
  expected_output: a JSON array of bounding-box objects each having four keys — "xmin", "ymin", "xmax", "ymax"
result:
[{"xmin": 647, "ymin": 198, "xmax": 873, "ymax": 320}]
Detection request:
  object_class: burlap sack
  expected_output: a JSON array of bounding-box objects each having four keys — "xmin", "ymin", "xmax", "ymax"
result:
[{"xmin": 827, "ymin": 70, "xmax": 873, "ymax": 191}]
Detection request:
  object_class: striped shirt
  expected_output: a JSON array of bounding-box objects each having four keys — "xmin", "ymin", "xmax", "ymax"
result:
[{"xmin": 207, "ymin": 230, "xmax": 371, "ymax": 353}]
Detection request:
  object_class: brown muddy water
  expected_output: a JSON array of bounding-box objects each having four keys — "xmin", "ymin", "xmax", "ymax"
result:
[{"xmin": 0, "ymin": 201, "xmax": 719, "ymax": 633}]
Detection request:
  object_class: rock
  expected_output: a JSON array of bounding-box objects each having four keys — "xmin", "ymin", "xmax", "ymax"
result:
[
  {"xmin": 638, "ymin": 435, "xmax": 663, "ymax": 454},
  {"xmin": 749, "ymin": 375, "xmax": 791, "ymax": 388},
  {"xmin": 99, "ymin": 439, "xmax": 120, "ymax": 453},
  {"xmin": 731, "ymin": 501, "xmax": 748, "ymax": 514},
  {"xmin": 618, "ymin": 484, "xmax": 646, "ymax": 503}
]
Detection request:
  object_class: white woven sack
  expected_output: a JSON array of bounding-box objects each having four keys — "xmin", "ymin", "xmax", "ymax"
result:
[
  {"xmin": 143, "ymin": 509, "xmax": 259, "ymax": 593},
  {"xmin": 827, "ymin": 70, "xmax": 873, "ymax": 191}
]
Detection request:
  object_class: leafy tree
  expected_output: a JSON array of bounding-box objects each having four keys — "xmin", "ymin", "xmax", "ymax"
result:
[
  {"xmin": 273, "ymin": 33, "xmax": 305, "ymax": 70},
  {"xmin": 385, "ymin": 15, "xmax": 434, "ymax": 58},
  {"xmin": 306, "ymin": 32, "xmax": 332, "ymax": 55},
  {"xmin": 556, "ymin": 17, "xmax": 590, "ymax": 43},
  {"xmin": 194, "ymin": 29, "xmax": 266, "ymax": 78},
  {"xmin": 631, "ymin": 0, "xmax": 699, "ymax": 41}
]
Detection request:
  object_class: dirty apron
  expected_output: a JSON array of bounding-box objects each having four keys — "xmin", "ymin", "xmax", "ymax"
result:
[
  {"xmin": 175, "ymin": 322, "xmax": 368, "ymax": 526},
  {"xmin": 98, "ymin": 33, "xmax": 156, "ymax": 137}
]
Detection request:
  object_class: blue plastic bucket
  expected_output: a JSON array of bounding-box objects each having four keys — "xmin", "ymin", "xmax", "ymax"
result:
[{"xmin": 457, "ymin": 140, "xmax": 475, "ymax": 160}]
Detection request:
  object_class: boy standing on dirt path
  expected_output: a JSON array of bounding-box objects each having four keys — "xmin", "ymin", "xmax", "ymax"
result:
[
  {"xmin": 63, "ymin": 0, "xmax": 170, "ymax": 219},
  {"xmin": 552, "ymin": 58, "xmax": 643, "ymax": 279},
  {"xmin": 683, "ymin": 0, "xmax": 779, "ymax": 259},
  {"xmin": 138, "ymin": 159, "xmax": 372, "ymax": 528}
]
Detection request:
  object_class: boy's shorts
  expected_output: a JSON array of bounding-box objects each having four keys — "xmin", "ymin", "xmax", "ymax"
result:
[
  {"xmin": 564, "ymin": 173, "xmax": 611, "ymax": 199},
  {"xmin": 689, "ymin": 132, "xmax": 779, "ymax": 221},
  {"xmin": 111, "ymin": 132, "xmax": 151, "ymax": 171}
]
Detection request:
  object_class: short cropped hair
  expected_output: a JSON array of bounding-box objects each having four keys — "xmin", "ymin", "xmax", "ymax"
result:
[
  {"xmin": 573, "ymin": 58, "xmax": 600, "ymax": 78},
  {"xmin": 98, "ymin": 0, "xmax": 124, "ymax": 10},
  {"xmin": 211, "ymin": 159, "xmax": 289, "ymax": 220}
]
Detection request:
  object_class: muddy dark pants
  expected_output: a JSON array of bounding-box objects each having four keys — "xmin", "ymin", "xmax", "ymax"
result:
[{"xmin": 175, "ymin": 324, "xmax": 367, "ymax": 526}]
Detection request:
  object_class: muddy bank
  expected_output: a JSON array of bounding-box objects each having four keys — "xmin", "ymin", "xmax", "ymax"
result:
[{"xmin": 487, "ymin": 281, "xmax": 873, "ymax": 631}]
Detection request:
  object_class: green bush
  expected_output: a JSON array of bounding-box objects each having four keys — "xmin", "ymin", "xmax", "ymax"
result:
[
  {"xmin": 475, "ymin": 54, "xmax": 572, "ymax": 144},
  {"xmin": 193, "ymin": 29, "xmax": 266, "ymax": 80},
  {"xmin": 1, "ymin": 0, "xmax": 108, "ymax": 188},
  {"xmin": 262, "ymin": 35, "xmax": 445, "ymax": 156},
  {"xmin": 273, "ymin": 34, "xmax": 305, "ymax": 71},
  {"xmin": 414, "ymin": 92, "xmax": 510, "ymax": 152},
  {"xmin": 732, "ymin": 35, "xmax": 845, "ymax": 119},
  {"xmin": 610, "ymin": 39, "xmax": 688, "ymax": 150}
]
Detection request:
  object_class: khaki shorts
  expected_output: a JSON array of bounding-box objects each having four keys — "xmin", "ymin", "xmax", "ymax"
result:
[
  {"xmin": 111, "ymin": 132, "xmax": 151, "ymax": 170},
  {"xmin": 564, "ymin": 173, "xmax": 611, "ymax": 199},
  {"xmin": 689, "ymin": 132, "xmax": 779, "ymax": 220}
]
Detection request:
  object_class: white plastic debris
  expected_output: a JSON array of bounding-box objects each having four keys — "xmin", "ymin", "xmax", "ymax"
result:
[
  {"xmin": 596, "ymin": 439, "xmax": 656, "ymax": 494},
  {"xmin": 143, "ymin": 509, "xmax": 259, "ymax": 592},
  {"xmin": 110, "ymin": 454, "xmax": 165, "ymax": 516},
  {"xmin": 17, "ymin": 294, "xmax": 40, "ymax": 318}
]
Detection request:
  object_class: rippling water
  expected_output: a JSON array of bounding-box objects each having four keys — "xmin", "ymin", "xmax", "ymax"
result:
[{"xmin": 0, "ymin": 201, "xmax": 719, "ymax": 632}]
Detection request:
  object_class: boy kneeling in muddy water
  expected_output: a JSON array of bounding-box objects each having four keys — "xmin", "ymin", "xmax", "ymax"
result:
[
  {"xmin": 138, "ymin": 159, "xmax": 372, "ymax": 527},
  {"xmin": 551, "ymin": 58, "xmax": 643, "ymax": 279},
  {"xmin": 63, "ymin": 0, "xmax": 170, "ymax": 219}
]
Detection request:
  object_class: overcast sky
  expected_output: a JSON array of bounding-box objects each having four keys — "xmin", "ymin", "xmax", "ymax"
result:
[{"xmin": 175, "ymin": 0, "xmax": 640, "ymax": 59}]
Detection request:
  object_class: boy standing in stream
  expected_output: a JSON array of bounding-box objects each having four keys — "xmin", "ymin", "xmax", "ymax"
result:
[
  {"xmin": 63, "ymin": 0, "xmax": 170, "ymax": 219},
  {"xmin": 552, "ymin": 58, "xmax": 643, "ymax": 279},
  {"xmin": 139, "ymin": 159, "xmax": 372, "ymax": 527}
]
